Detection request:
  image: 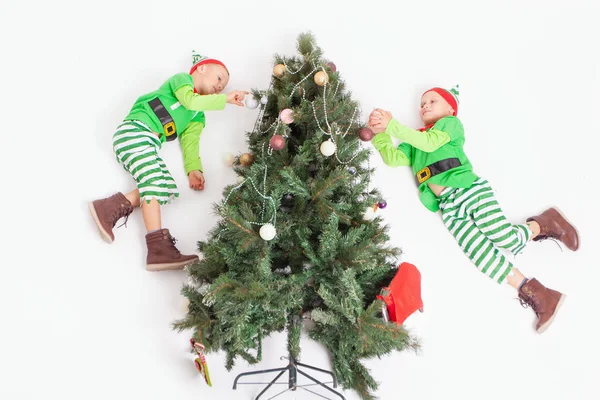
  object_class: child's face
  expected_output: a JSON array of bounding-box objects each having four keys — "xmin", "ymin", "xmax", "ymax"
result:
[
  {"xmin": 420, "ymin": 91, "xmax": 455, "ymax": 125},
  {"xmin": 195, "ymin": 64, "xmax": 230, "ymax": 95}
]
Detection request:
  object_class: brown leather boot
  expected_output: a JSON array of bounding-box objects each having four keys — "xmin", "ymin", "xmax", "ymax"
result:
[
  {"xmin": 89, "ymin": 192, "xmax": 134, "ymax": 243},
  {"xmin": 527, "ymin": 207, "xmax": 579, "ymax": 251},
  {"xmin": 518, "ymin": 278, "xmax": 566, "ymax": 334},
  {"xmin": 145, "ymin": 229, "xmax": 199, "ymax": 271}
]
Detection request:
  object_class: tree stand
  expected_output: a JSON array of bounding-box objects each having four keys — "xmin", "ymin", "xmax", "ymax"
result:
[{"xmin": 232, "ymin": 354, "xmax": 346, "ymax": 400}]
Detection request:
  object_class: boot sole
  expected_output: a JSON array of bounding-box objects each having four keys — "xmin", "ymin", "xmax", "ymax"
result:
[
  {"xmin": 146, "ymin": 258, "xmax": 198, "ymax": 272},
  {"xmin": 88, "ymin": 202, "xmax": 113, "ymax": 244},
  {"xmin": 549, "ymin": 207, "xmax": 580, "ymax": 251},
  {"xmin": 536, "ymin": 293, "xmax": 567, "ymax": 334}
]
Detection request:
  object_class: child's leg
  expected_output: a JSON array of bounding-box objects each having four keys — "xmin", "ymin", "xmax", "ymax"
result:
[
  {"xmin": 113, "ymin": 121, "xmax": 179, "ymax": 209},
  {"xmin": 111, "ymin": 121, "xmax": 197, "ymax": 270},
  {"xmin": 441, "ymin": 197, "xmax": 514, "ymax": 283},
  {"xmin": 505, "ymin": 267, "xmax": 527, "ymax": 289},
  {"xmin": 141, "ymin": 198, "xmax": 161, "ymax": 232},
  {"xmin": 122, "ymin": 189, "xmax": 160, "ymax": 233},
  {"xmin": 124, "ymin": 189, "xmax": 141, "ymax": 208},
  {"xmin": 441, "ymin": 192, "xmax": 566, "ymax": 333},
  {"xmin": 443, "ymin": 179, "xmax": 534, "ymax": 257}
]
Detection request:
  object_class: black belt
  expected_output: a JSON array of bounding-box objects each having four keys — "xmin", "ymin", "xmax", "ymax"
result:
[
  {"xmin": 148, "ymin": 98, "xmax": 177, "ymax": 141},
  {"xmin": 416, "ymin": 158, "xmax": 461, "ymax": 184}
]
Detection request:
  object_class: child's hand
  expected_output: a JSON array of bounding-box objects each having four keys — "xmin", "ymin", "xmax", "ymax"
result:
[
  {"xmin": 226, "ymin": 90, "xmax": 250, "ymax": 106},
  {"xmin": 368, "ymin": 108, "xmax": 393, "ymax": 133},
  {"xmin": 188, "ymin": 170, "xmax": 205, "ymax": 191}
]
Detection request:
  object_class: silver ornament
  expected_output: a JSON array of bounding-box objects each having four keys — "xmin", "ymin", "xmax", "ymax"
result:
[{"xmin": 245, "ymin": 96, "xmax": 259, "ymax": 109}]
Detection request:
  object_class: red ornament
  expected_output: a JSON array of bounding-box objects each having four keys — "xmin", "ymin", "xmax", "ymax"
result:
[
  {"xmin": 270, "ymin": 134, "xmax": 285, "ymax": 150},
  {"xmin": 327, "ymin": 62, "xmax": 337, "ymax": 72},
  {"xmin": 359, "ymin": 127, "xmax": 374, "ymax": 142},
  {"xmin": 376, "ymin": 262, "xmax": 423, "ymax": 325}
]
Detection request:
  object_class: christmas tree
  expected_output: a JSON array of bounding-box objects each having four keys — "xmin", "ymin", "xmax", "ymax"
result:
[{"xmin": 174, "ymin": 32, "xmax": 418, "ymax": 400}]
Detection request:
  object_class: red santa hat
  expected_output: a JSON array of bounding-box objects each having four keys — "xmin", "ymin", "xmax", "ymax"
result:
[
  {"xmin": 189, "ymin": 51, "xmax": 229, "ymax": 75},
  {"xmin": 422, "ymin": 85, "xmax": 460, "ymax": 116}
]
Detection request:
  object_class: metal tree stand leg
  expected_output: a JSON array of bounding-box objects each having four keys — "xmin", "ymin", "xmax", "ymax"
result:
[{"xmin": 232, "ymin": 354, "xmax": 345, "ymax": 400}]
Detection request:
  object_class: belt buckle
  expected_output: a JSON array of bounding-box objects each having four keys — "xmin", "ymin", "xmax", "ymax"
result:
[
  {"xmin": 164, "ymin": 122, "xmax": 176, "ymax": 136},
  {"xmin": 163, "ymin": 122, "xmax": 177, "ymax": 141},
  {"xmin": 417, "ymin": 166, "xmax": 431, "ymax": 183}
]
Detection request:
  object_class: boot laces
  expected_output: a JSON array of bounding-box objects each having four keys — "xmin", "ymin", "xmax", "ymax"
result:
[
  {"xmin": 535, "ymin": 235, "xmax": 563, "ymax": 252},
  {"xmin": 113, "ymin": 204, "xmax": 133, "ymax": 229},
  {"xmin": 519, "ymin": 295, "xmax": 540, "ymax": 314},
  {"xmin": 168, "ymin": 235, "xmax": 181, "ymax": 254},
  {"xmin": 535, "ymin": 221, "xmax": 564, "ymax": 251}
]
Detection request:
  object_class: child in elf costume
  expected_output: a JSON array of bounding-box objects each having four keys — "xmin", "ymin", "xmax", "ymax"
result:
[
  {"xmin": 89, "ymin": 52, "xmax": 248, "ymax": 271},
  {"xmin": 368, "ymin": 86, "xmax": 579, "ymax": 333}
]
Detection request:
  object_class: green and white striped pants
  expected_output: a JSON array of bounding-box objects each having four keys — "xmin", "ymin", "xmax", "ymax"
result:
[
  {"xmin": 438, "ymin": 178, "xmax": 533, "ymax": 284},
  {"xmin": 112, "ymin": 120, "xmax": 179, "ymax": 205}
]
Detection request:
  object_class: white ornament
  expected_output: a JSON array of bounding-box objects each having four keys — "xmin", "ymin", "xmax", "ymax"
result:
[
  {"xmin": 222, "ymin": 152, "xmax": 235, "ymax": 167},
  {"xmin": 180, "ymin": 296, "xmax": 190, "ymax": 313},
  {"xmin": 187, "ymin": 276, "xmax": 198, "ymax": 288},
  {"xmin": 363, "ymin": 207, "xmax": 376, "ymax": 221},
  {"xmin": 320, "ymin": 140, "xmax": 336, "ymax": 157},
  {"xmin": 245, "ymin": 96, "xmax": 259, "ymax": 109},
  {"xmin": 259, "ymin": 223, "xmax": 277, "ymax": 240},
  {"xmin": 198, "ymin": 282, "xmax": 211, "ymax": 295},
  {"xmin": 260, "ymin": 95, "xmax": 268, "ymax": 105}
]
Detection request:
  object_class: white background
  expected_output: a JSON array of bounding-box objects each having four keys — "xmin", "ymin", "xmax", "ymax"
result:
[{"xmin": 2, "ymin": 0, "xmax": 599, "ymax": 399}]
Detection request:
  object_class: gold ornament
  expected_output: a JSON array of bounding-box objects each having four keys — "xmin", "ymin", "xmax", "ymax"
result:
[
  {"xmin": 239, "ymin": 152, "xmax": 255, "ymax": 166},
  {"xmin": 314, "ymin": 71, "xmax": 329, "ymax": 86},
  {"xmin": 273, "ymin": 64, "xmax": 286, "ymax": 78}
]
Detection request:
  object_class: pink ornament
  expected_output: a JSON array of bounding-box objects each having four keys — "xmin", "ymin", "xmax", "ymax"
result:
[
  {"xmin": 359, "ymin": 127, "xmax": 374, "ymax": 142},
  {"xmin": 327, "ymin": 62, "xmax": 337, "ymax": 72},
  {"xmin": 270, "ymin": 135, "xmax": 285, "ymax": 150},
  {"xmin": 280, "ymin": 108, "xmax": 294, "ymax": 124}
]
